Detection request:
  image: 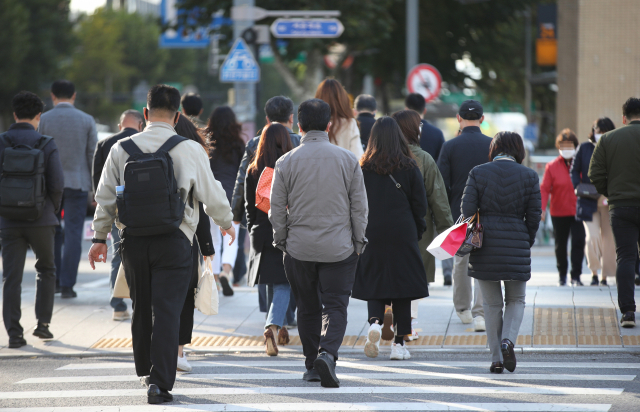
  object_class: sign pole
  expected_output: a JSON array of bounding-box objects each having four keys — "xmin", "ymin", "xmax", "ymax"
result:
[
  {"xmin": 406, "ymin": 0, "xmax": 418, "ymax": 76},
  {"xmin": 233, "ymin": 0, "xmax": 257, "ymax": 129}
]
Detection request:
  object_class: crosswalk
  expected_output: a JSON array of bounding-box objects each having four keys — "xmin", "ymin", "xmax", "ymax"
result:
[{"xmin": 0, "ymin": 356, "xmax": 635, "ymax": 411}]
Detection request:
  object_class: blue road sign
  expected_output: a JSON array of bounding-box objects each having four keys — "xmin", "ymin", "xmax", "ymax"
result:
[
  {"xmin": 220, "ymin": 39, "xmax": 260, "ymax": 83},
  {"xmin": 270, "ymin": 18, "xmax": 344, "ymax": 38}
]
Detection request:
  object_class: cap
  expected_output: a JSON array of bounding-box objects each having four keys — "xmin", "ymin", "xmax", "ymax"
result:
[{"xmin": 458, "ymin": 100, "xmax": 483, "ymax": 120}]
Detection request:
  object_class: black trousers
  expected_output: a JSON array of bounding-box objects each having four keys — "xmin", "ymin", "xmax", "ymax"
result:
[
  {"xmin": 283, "ymin": 251, "xmax": 358, "ymax": 370},
  {"xmin": 367, "ymin": 298, "xmax": 412, "ymax": 337},
  {"xmin": 610, "ymin": 207, "xmax": 640, "ymax": 313},
  {"xmin": 2, "ymin": 226, "xmax": 56, "ymax": 339},
  {"xmin": 551, "ymin": 216, "xmax": 585, "ymax": 280},
  {"xmin": 179, "ymin": 240, "xmax": 200, "ymax": 346},
  {"xmin": 121, "ymin": 230, "xmax": 192, "ymax": 391}
]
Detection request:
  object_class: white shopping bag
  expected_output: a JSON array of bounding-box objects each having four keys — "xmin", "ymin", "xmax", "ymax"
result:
[
  {"xmin": 427, "ymin": 216, "xmax": 470, "ymax": 260},
  {"xmin": 195, "ymin": 256, "xmax": 219, "ymax": 316}
]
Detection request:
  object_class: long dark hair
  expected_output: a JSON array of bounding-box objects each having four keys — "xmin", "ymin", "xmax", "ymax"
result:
[
  {"xmin": 360, "ymin": 117, "xmax": 416, "ymax": 175},
  {"xmin": 175, "ymin": 114, "xmax": 208, "ymax": 153},
  {"xmin": 314, "ymin": 79, "xmax": 354, "ymax": 144},
  {"xmin": 588, "ymin": 117, "xmax": 615, "ymax": 142},
  {"xmin": 391, "ymin": 110, "xmax": 421, "ymax": 145},
  {"xmin": 204, "ymin": 106, "xmax": 245, "ymax": 162},
  {"xmin": 247, "ymin": 123, "xmax": 293, "ymax": 178}
]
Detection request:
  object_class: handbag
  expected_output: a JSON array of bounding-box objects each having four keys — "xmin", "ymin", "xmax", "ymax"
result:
[
  {"xmin": 195, "ymin": 256, "xmax": 219, "ymax": 316},
  {"xmin": 113, "ymin": 263, "xmax": 130, "ymax": 299},
  {"xmin": 575, "ymin": 182, "xmax": 600, "ymax": 200},
  {"xmin": 455, "ymin": 212, "xmax": 483, "ymax": 257},
  {"xmin": 255, "ymin": 167, "xmax": 274, "ymax": 213}
]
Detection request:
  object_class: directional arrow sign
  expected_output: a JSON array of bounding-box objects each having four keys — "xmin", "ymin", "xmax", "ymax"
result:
[
  {"xmin": 270, "ymin": 18, "xmax": 344, "ymax": 38},
  {"xmin": 220, "ymin": 38, "xmax": 260, "ymax": 83}
]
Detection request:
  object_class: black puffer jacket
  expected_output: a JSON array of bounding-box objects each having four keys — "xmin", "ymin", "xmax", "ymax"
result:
[{"xmin": 461, "ymin": 159, "xmax": 542, "ymax": 281}]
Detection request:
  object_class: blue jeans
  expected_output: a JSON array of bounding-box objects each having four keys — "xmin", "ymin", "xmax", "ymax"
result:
[
  {"xmin": 265, "ymin": 282, "xmax": 291, "ymax": 328},
  {"xmin": 233, "ymin": 226, "xmax": 247, "ymax": 284},
  {"xmin": 54, "ymin": 189, "xmax": 88, "ymax": 288},
  {"xmin": 110, "ymin": 224, "xmax": 127, "ymax": 311}
]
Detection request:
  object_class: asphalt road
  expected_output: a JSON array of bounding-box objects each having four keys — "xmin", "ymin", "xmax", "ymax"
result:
[{"xmin": 0, "ymin": 352, "xmax": 639, "ymax": 411}]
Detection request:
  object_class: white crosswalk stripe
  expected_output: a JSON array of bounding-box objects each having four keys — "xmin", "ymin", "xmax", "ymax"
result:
[{"xmin": 1, "ymin": 358, "xmax": 626, "ymax": 412}]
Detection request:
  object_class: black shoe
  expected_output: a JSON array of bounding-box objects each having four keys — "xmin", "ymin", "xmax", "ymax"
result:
[
  {"xmin": 490, "ymin": 361, "xmax": 504, "ymax": 374},
  {"xmin": 8, "ymin": 336, "xmax": 27, "ymax": 349},
  {"xmin": 635, "ymin": 274, "xmax": 640, "ymax": 286},
  {"xmin": 313, "ymin": 352, "xmax": 340, "ymax": 388},
  {"xmin": 590, "ymin": 276, "xmax": 599, "ymax": 286},
  {"xmin": 61, "ymin": 287, "xmax": 77, "ymax": 298},
  {"xmin": 558, "ymin": 278, "xmax": 567, "ymax": 286},
  {"xmin": 621, "ymin": 312, "xmax": 636, "ymax": 328},
  {"xmin": 33, "ymin": 323, "xmax": 54, "ymax": 340},
  {"xmin": 443, "ymin": 275, "xmax": 452, "ymax": 286},
  {"xmin": 303, "ymin": 368, "xmax": 321, "ymax": 382},
  {"xmin": 600, "ymin": 279, "xmax": 608, "ymax": 286},
  {"xmin": 571, "ymin": 279, "xmax": 583, "ymax": 287},
  {"xmin": 147, "ymin": 384, "xmax": 173, "ymax": 404},
  {"xmin": 219, "ymin": 276, "xmax": 234, "ymax": 296},
  {"xmin": 500, "ymin": 339, "xmax": 516, "ymax": 373}
]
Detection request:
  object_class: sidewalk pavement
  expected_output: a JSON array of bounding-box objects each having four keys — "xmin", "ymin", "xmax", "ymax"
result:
[{"xmin": 1, "ymin": 244, "xmax": 639, "ymax": 358}]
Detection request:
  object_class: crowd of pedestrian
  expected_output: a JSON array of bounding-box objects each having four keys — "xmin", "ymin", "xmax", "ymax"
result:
[{"xmin": 2, "ymin": 77, "xmax": 639, "ymax": 402}]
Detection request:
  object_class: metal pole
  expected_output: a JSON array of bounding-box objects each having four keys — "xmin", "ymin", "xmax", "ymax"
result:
[
  {"xmin": 406, "ymin": 0, "xmax": 419, "ymax": 75},
  {"xmin": 524, "ymin": 7, "xmax": 532, "ymax": 123},
  {"xmin": 233, "ymin": 0, "xmax": 256, "ymax": 124}
]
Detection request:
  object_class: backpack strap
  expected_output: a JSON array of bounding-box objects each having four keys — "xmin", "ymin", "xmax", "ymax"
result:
[
  {"xmin": 120, "ymin": 137, "xmax": 144, "ymax": 156},
  {"xmin": 34, "ymin": 135, "xmax": 53, "ymax": 150},
  {"xmin": 157, "ymin": 135, "xmax": 188, "ymax": 154}
]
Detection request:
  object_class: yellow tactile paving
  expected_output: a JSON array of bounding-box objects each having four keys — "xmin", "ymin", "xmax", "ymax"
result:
[{"xmin": 623, "ymin": 336, "xmax": 640, "ymax": 346}]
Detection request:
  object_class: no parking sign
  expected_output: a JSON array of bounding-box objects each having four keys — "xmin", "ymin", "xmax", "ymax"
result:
[{"xmin": 406, "ymin": 64, "xmax": 442, "ymax": 103}]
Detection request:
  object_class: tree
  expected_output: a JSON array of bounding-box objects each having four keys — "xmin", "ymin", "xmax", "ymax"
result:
[{"xmin": 0, "ymin": 0, "xmax": 73, "ymax": 126}]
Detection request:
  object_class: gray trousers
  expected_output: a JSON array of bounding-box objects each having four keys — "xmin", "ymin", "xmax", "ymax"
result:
[
  {"xmin": 453, "ymin": 255, "xmax": 484, "ymax": 318},
  {"xmin": 477, "ymin": 280, "xmax": 527, "ymax": 362},
  {"xmin": 442, "ymin": 257, "xmax": 453, "ymax": 279}
]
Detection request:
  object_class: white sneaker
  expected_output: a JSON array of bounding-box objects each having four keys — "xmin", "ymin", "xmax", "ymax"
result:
[
  {"xmin": 457, "ymin": 310, "xmax": 473, "ymax": 324},
  {"xmin": 408, "ymin": 319, "xmax": 419, "ymax": 341},
  {"xmin": 112, "ymin": 310, "xmax": 130, "ymax": 321},
  {"xmin": 177, "ymin": 354, "xmax": 192, "ymax": 372},
  {"xmin": 364, "ymin": 323, "xmax": 382, "ymax": 358},
  {"xmin": 473, "ymin": 316, "xmax": 486, "ymax": 332},
  {"xmin": 390, "ymin": 342, "xmax": 411, "ymax": 360}
]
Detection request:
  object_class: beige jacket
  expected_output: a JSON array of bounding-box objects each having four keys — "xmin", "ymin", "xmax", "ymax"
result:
[
  {"xmin": 92, "ymin": 121, "xmax": 233, "ymax": 242},
  {"xmin": 333, "ymin": 118, "xmax": 363, "ymax": 159}
]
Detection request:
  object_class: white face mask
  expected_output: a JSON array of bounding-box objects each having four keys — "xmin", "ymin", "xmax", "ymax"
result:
[
  {"xmin": 594, "ymin": 133, "xmax": 603, "ymax": 142},
  {"xmin": 559, "ymin": 149, "xmax": 575, "ymax": 159}
]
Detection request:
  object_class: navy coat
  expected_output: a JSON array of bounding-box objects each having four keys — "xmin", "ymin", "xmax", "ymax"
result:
[{"xmin": 570, "ymin": 141, "xmax": 598, "ymax": 221}]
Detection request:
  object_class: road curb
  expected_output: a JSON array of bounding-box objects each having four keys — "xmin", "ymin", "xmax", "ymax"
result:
[{"xmin": 2, "ymin": 346, "xmax": 640, "ymax": 359}]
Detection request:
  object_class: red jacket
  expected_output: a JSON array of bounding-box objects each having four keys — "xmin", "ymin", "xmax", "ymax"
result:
[{"xmin": 540, "ymin": 156, "xmax": 577, "ymax": 217}]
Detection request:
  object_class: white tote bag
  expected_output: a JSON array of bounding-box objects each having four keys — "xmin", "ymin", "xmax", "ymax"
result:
[{"xmin": 195, "ymin": 256, "xmax": 219, "ymax": 316}]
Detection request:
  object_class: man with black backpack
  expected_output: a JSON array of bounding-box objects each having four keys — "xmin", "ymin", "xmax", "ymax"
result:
[
  {"xmin": 1, "ymin": 91, "xmax": 64, "ymax": 349},
  {"xmin": 88, "ymin": 84, "xmax": 234, "ymax": 404}
]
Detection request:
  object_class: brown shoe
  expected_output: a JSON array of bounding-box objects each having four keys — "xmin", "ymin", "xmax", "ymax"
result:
[
  {"xmin": 278, "ymin": 326, "xmax": 290, "ymax": 345},
  {"xmin": 264, "ymin": 327, "xmax": 278, "ymax": 356},
  {"xmin": 381, "ymin": 307, "xmax": 394, "ymax": 341}
]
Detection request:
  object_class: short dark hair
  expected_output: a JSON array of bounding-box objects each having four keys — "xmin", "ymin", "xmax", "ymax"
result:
[
  {"xmin": 355, "ymin": 94, "xmax": 376, "ymax": 112},
  {"xmin": 51, "ymin": 80, "xmax": 75, "ymax": 99},
  {"xmin": 12, "ymin": 91, "xmax": 45, "ymax": 120},
  {"xmin": 589, "ymin": 117, "xmax": 615, "ymax": 142},
  {"xmin": 489, "ymin": 131, "xmax": 526, "ymax": 164},
  {"xmin": 555, "ymin": 128, "xmax": 579, "ymax": 149},
  {"xmin": 265, "ymin": 96, "xmax": 294, "ymax": 123},
  {"xmin": 622, "ymin": 97, "xmax": 640, "ymax": 120},
  {"xmin": 405, "ymin": 93, "xmax": 426, "ymax": 114},
  {"xmin": 181, "ymin": 93, "xmax": 203, "ymax": 117},
  {"xmin": 298, "ymin": 99, "xmax": 331, "ymax": 133},
  {"xmin": 147, "ymin": 84, "xmax": 181, "ymax": 115}
]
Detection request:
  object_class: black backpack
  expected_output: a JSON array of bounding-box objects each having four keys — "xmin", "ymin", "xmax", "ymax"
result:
[
  {"xmin": 118, "ymin": 135, "xmax": 188, "ymax": 236},
  {"xmin": 0, "ymin": 133, "xmax": 53, "ymax": 221}
]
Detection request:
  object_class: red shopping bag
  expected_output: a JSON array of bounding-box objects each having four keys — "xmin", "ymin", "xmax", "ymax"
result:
[
  {"xmin": 427, "ymin": 219, "xmax": 470, "ymax": 260},
  {"xmin": 255, "ymin": 167, "xmax": 274, "ymax": 213}
]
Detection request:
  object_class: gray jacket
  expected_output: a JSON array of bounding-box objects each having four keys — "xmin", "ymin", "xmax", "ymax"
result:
[
  {"xmin": 269, "ymin": 130, "xmax": 368, "ymax": 262},
  {"xmin": 39, "ymin": 103, "xmax": 97, "ymax": 192}
]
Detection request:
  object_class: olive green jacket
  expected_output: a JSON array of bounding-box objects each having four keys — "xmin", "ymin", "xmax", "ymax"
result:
[{"xmin": 410, "ymin": 144, "xmax": 454, "ymax": 282}]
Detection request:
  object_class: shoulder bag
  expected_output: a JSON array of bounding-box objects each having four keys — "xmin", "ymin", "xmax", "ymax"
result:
[
  {"xmin": 575, "ymin": 182, "xmax": 600, "ymax": 200},
  {"xmin": 455, "ymin": 211, "xmax": 483, "ymax": 257}
]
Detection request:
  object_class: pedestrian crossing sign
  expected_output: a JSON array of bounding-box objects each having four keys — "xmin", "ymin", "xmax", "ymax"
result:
[{"xmin": 220, "ymin": 38, "xmax": 260, "ymax": 83}]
